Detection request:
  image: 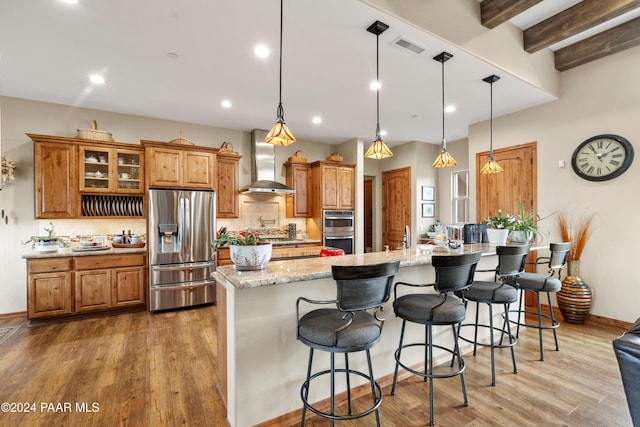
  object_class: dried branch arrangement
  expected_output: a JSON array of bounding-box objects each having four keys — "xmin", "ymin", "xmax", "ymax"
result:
[{"xmin": 557, "ymin": 210, "xmax": 594, "ymax": 260}]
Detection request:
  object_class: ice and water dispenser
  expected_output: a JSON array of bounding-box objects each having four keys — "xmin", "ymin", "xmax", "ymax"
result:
[{"xmin": 158, "ymin": 224, "xmax": 179, "ymax": 254}]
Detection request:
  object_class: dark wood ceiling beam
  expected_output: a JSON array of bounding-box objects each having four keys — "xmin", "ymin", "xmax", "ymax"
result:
[
  {"xmin": 555, "ymin": 15, "xmax": 640, "ymax": 71},
  {"xmin": 481, "ymin": 0, "xmax": 543, "ymax": 29},
  {"xmin": 525, "ymin": 0, "xmax": 640, "ymax": 53}
]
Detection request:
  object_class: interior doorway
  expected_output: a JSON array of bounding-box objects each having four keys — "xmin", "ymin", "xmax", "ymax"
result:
[
  {"xmin": 382, "ymin": 167, "xmax": 411, "ymax": 250},
  {"xmin": 364, "ymin": 176, "xmax": 373, "ymax": 252},
  {"xmin": 476, "ymin": 141, "xmax": 538, "ymax": 307}
]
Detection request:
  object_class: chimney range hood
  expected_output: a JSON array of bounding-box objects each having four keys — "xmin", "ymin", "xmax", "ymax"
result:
[{"xmin": 240, "ymin": 129, "xmax": 295, "ymax": 194}]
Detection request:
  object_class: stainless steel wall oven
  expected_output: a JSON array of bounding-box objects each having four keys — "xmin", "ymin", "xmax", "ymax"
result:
[{"xmin": 322, "ymin": 210, "xmax": 354, "ymax": 254}]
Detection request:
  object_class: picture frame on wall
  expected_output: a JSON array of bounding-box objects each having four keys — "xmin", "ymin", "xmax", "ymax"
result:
[
  {"xmin": 421, "ymin": 186, "xmax": 434, "ymax": 201},
  {"xmin": 422, "ymin": 203, "xmax": 435, "ymax": 218}
]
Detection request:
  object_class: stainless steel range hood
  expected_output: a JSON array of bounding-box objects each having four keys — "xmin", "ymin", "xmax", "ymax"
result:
[{"xmin": 240, "ymin": 129, "xmax": 295, "ymax": 194}]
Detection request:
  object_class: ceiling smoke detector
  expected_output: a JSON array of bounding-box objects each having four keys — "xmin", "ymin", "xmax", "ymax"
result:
[{"xmin": 391, "ymin": 36, "xmax": 425, "ymax": 55}]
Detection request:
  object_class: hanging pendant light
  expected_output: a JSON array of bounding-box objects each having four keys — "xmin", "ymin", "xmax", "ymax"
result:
[
  {"xmin": 265, "ymin": 0, "xmax": 296, "ymax": 146},
  {"xmin": 432, "ymin": 52, "xmax": 456, "ymax": 168},
  {"xmin": 480, "ymin": 74, "xmax": 504, "ymax": 174},
  {"xmin": 364, "ymin": 20, "xmax": 393, "ymax": 160}
]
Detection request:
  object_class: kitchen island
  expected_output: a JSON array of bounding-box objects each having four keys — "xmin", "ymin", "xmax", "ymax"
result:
[{"xmin": 213, "ymin": 244, "xmax": 546, "ymax": 427}]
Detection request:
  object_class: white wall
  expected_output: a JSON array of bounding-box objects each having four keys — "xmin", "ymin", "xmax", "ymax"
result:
[{"xmin": 468, "ymin": 45, "xmax": 640, "ymax": 323}]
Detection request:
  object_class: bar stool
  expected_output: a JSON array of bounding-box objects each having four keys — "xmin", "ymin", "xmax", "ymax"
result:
[
  {"xmin": 296, "ymin": 260, "xmax": 400, "ymax": 426},
  {"xmin": 508, "ymin": 242, "xmax": 570, "ymax": 361},
  {"xmin": 456, "ymin": 244, "xmax": 530, "ymax": 386},
  {"xmin": 391, "ymin": 252, "xmax": 481, "ymax": 426}
]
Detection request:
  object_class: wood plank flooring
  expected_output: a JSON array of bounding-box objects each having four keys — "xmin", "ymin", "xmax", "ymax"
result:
[{"xmin": 0, "ymin": 306, "xmax": 633, "ymax": 426}]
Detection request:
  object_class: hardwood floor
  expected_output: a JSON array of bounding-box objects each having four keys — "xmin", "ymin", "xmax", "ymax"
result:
[{"xmin": 0, "ymin": 306, "xmax": 633, "ymax": 426}]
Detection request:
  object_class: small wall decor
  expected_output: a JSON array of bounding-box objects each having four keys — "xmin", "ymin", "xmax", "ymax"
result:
[
  {"xmin": 421, "ymin": 186, "xmax": 434, "ymax": 201},
  {"xmin": 422, "ymin": 203, "xmax": 435, "ymax": 218}
]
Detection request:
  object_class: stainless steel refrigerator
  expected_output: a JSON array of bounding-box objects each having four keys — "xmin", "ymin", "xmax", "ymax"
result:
[{"xmin": 148, "ymin": 189, "xmax": 216, "ymax": 311}]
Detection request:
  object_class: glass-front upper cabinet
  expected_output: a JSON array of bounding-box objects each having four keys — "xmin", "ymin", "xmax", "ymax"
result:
[{"xmin": 79, "ymin": 145, "xmax": 144, "ymax": 194}]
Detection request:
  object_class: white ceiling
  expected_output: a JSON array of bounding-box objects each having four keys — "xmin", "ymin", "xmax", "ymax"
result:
[{"xmin": 0, "ymin": 0, "xmax": 621, "ymax": 147}]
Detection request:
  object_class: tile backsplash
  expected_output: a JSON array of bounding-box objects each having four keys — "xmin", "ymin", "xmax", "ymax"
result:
[{"xmin": 217, "ymin": 193, "xmax": 306, "ymax": 234}]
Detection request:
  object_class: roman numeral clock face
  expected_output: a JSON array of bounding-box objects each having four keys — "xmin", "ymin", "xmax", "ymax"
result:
[{"xmin": 571, "ymin": 134, "xmax": 634, "ymax": 181}]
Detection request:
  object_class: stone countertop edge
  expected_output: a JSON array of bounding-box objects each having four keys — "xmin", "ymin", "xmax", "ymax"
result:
[
  {"xmin": 213, "ymin": 244, "xmax": 548, "ymax": 290},
  {"xmin": 22, "ymin": 247, "xmax": 147, "ymax": 259}
]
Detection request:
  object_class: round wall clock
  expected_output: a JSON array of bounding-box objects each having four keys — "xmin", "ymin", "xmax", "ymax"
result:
[{"xmin": 571, "ymin": 134, "xmax": 634, "ymax": 181}]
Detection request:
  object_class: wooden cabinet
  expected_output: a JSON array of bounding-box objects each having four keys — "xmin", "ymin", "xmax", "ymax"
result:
[
  {"xmin": 216, "ymin": 153, "xmax": 241, "ymax": 218},
  {"xmin": 33, "ymin": 140, "xmax": 79, "ymax": 219},
  {"xmin": 142, "ymin": 140, "xmax": 218, "ymax": 190},
  {"xmin": 26, "ymin": 253, "xmax": 146, "ymax": 319},
  {"xmin": 79, "ymin": 145, "xmax": 144, "ymax": 194},
  {"xmin": 285, "ymin": 162, "xmax": 311, "ymax": 217},
  {"xmin": 29, "ymin": 134, "xmax": 146, "ymax": 219},
  {"xmin": 310, "ymin": 161, "xmax": 355, "ymax": 211},
  {"xmin": 27, "ymin": 258, "xmax": 73, "ymax": 319}
]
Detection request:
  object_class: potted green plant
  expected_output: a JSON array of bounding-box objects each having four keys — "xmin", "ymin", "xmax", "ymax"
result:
[
  {"xmin": 212, "ymin": 228, "xmax": 272, "ymax": 271},
  {"xmin": 482, "ymin": 210, "xmax": 515, "ymax": 245},
  {"xmin": 22, "ymin": 222, "xmax": 66, "ymax": 252},
  {"xmin": 508, "ymin": 202, "xmax": 552, "ymax": 243}
]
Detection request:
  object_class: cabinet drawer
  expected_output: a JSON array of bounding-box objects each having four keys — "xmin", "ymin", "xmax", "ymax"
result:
[
  {"xmin": 75, "ymin": 254, "xmax": 145, "ymax": 270},
  {"xmin": 28, "ymin": 258, "xmax": 73, "ymax": 274}
]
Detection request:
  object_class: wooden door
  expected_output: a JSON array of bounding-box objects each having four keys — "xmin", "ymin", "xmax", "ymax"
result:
[
  {"xmin": 320, "ymin": 165, "xmax": 339, "ymax": 209},
  {"xmin": 364, "ymin": 178, "xmax": 373, "ymax": 252},
  {"xmin": 217, "ymin": 155, "xmax": 240, "ymax": 218},
  {"xmin": 477, "ymin": 142, "xmax": 538, "ymax": 306},
  {"xmin": 285, "ymin": 163, "xmax": 310, "ymax": 217},
  {"xmin": 476, "ymin": 142, "xmax": 537, "ymax": 222},
  {"xmin": 75, "ymin": 270, "xmax": 112, "ymax": 312},
  {"xmin": 35, "ymin": 142, "xmax": 78, "ymax": 218},
  {"xmin": 338, "ymin": 167, "xmax": 355, "ymax": 209},
  {"xmin": 112, "ymin": 266, "xmax": 145, "ymax": 307},
  {"xmin": 147, "ymin": 147, "xmax": 182, "ymax": 187},
  {"xmin": 382, "ymin": 167, "xmax": 411, "ymax": 250},
  {"xmin": 28, "ymin": 272, "xmax": 72, "ymax": 318}
]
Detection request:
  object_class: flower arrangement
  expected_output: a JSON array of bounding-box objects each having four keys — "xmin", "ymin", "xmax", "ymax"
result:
[
  {"xmin": 557, "ymin": 210, "xmax": 593, "ymax": 260},
  {"xmin": 1, "ymin": 157, "xmax": 16, "ymax": 185},
  {"xmin": 212, "ymin": 227, "xmax": 261, "ymax": 250},
  {"xmin": 22, "ymin": 222, "xmax": 66, "ymax": 249},
  {"xmin": 483, "ymin": 210, "xmax": 515, "ymax": 229}
]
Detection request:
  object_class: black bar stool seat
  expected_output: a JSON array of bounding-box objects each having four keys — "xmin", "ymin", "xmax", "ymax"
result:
[{"xmin": 296, "ymin": 260, "xmax": 400, "ymax": 426}]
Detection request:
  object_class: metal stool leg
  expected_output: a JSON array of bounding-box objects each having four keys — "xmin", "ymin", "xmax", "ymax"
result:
[
  {"xmin": 547, "ymin": 291, "xmax": 560, "ymax": 351},
  {"xmin": 330, "ymin": 353, "xmax": 336, "ymax": 427},
  {"xmin": 516, "ymin": 289, "xmax": 524, "ymax": 338},
  {"xmin": 428, "ymin": 324, "xmax": 434, "ymax": 426},
  {"xmin": 391, "ymin": 320, "xmax": 406, "ymax": 395},
  {"xmin": 344, "ymin": 353, "xmax": 352, "ymax": 415},
  {"xmin": 301, "ymin": 348, "xmax": 314, "ymax": 426},
  {"xmin": 452, "ymin": 323, "xmax": 468, "ymax": 407},
  {"xmin": 536, "ymin": 291, "xmax": 544, "ymax": 361},
  {"xmin": 488, "ymin": 303, "xmax": 496, "ymax": 386},
  {"xmin": 506, "ymin": 303, "xmax": 517, "ymax": 374},
  {"xmin": 365, "ymin": 349, "xmax": 381, "ymax": 427},
  {"xmin": 473, "ymin": 301, "xmax": 480, "ymax": 355}
]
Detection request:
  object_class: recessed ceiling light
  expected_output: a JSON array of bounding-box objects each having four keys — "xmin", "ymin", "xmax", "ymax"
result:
[
  {"xmin": 60, "ymin": 0, "xmax": 79, "ymax": 4},
  {"xmin": 254, "ymin": 45, "xmax": 270, "ymax": 58},
  {"xmin": 445, "ymin": 105, "xmax": 456, "ymax": 113},
  {"xmin": 221, "ymin": 100, "xmax": 232, "ymax": 108},
  {"xmin": 89, "ymin": 74, "xmax": 105, "ymax": 84},
  {"xmin": 369, "ymin": 81, "xmax": 381, "ymax": 91},
  {"xmin": 312, "ymin": 116, "xmax": 322, "ymax": 124}
]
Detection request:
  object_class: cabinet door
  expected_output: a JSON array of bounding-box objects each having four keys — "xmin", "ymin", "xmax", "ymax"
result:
[
  {"xmin": 338, "ymin": 167, "xmax": 355, "ymax": 209},
  {"xmin": 28, "ymin": 272, "xmax": 72, "ymax": 319},
  {"xmin": 35, "ymin": 142, "xmax": 78, "ymax": 218},
  {"xmin": 115, "ymin": 149, "xmax": 144, "ymax": 193},
  {"xmin": 184, "ymin": 151, "xmax": 215, "ymax": 189},
  {"xmin": 112, "ymin": 266, "xmax": 145, "ymax": 307},
  {"xmin": 75, "ymin": 270, "xmax": 112, "ymax": 312},
  {"xmin": 79, "ymin": 146, "xmax": 111, "ymax": 192},
  {"xmin": 286, "ymin": 163, "xmax": 310, "ymax": 217},
  {"xmin": 217, "ymin": 156, "xmax": 240, "ymax": 218},
  {"xmin": 321, "ymin": 166, "xmax": 339, "ymax": 209},
  {"xmin": 147, "ymin": 147, "xmax": 182, "ymax": 187}
]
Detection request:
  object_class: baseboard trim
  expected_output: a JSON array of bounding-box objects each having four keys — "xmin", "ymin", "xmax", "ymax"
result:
[
  {"xmin": 0, "ymin": 311, "xmax": 27, "ymax": 321},
  {"xmin": 537, "ymin": 304, "xmax": 633, "ymax": 330}
]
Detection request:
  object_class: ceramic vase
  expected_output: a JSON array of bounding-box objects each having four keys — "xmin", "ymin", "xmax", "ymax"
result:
[
  {"xmin": 37, "ymin": 239, "xmax": 59, "ymax": 252},
  {"xmin": 486, "ymin": 228, "xmax": 509, "ymax": 245},
  {"xmin": 557, "ymin": 259, "xmax": 593, "ymax": 324},
  {"xmin": 508, "ymin": 230, "xmax": 532, "ymax": 244},
  {"xmin": 230, "ymin": 243, "xmax": 272, "ymax": 271}
]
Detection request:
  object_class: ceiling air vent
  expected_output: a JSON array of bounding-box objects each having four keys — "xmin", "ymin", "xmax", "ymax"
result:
[{"xmin": 391, "ymin": 36, "xmax": 425, "ymax": 55}]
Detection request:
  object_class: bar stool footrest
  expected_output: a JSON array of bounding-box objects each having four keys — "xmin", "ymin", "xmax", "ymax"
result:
[
  {"xmin": 458, "ymin": 323, "xmax": 517, "ymax": 349},
  {"xmin": 394, "ymin": 342, "xmax": 466, "ymax": 380}
]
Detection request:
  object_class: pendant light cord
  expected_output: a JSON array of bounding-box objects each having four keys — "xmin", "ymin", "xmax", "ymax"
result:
[
  {"xmin": 489, "ymin": 80, "xmax": 494, "ymax": 158},
  {"xmin": 376, "ymin": 32, "xmax": 380, "ymax": 138},
  {"xmin": 277, "ymin": 0, "xmax": 284, "ymax": 118},
  {"xmin": 441, "ymin": 58, "xmax": 445, "ymax": 148}
]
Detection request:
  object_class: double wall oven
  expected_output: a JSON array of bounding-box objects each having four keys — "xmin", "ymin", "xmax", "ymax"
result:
[{"xmin": 322, "ymin": 210, "xmax": 354, "ymax": 255}]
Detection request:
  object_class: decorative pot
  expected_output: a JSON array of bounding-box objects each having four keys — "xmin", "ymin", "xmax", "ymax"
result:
[
  {"xmin": 486, "ymin": 228, "xmax": 509, "ymax": 245},
  {"xmin": 557, "ymin": 259, "xmax": 593, "ymax": 324},
  {"xmin": 37, "ymin": 239, "xmax": 59, "ymax": 253},
  {"xmin": 508, "ymin": 230, "xmax": 532, "ymax": 244},
  {"xmin": 230, "ymin": 243, "xmax": 272, "ymax": 271}
]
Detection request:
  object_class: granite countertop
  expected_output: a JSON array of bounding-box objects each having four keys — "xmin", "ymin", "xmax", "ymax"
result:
[
  {"xmin": 266, "ymin": 239, "xmax": 321, "ymax": 246},
  {"xmin": 23, "ymin": 246, "xmax": 147, "ymax": 259},
  {"xmin": 214, "ymin": 243, "xmax": 548, "ymax": 290}
]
